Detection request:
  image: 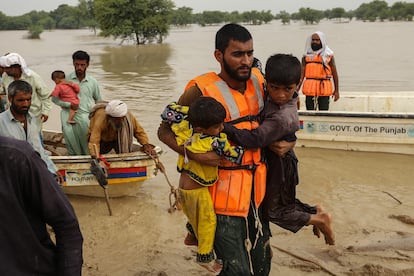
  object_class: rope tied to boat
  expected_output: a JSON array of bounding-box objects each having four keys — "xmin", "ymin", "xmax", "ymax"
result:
[{"xmin": 150, "ymin": 155, "xmax": 182, "ymax": 213}]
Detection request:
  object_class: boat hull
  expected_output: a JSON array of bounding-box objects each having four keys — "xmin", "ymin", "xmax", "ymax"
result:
[
  {"xmin": 44, "ymin": 130, "xmax": 162, "ymax": 197},
  {"xmin": 297, "ymin": 111, "xmax": 414, "ymax": 155}
]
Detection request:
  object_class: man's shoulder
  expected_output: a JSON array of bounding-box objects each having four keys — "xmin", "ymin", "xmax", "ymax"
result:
[
  {"xmin": 0, "ymin": 109, "xmax": 12, "ymax": 121},
  {"xmin": 92, "ymin": 106, "xmax": 107, "ymax": 117}
]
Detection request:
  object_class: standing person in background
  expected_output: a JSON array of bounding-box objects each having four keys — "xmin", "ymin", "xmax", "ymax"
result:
[
  {"xmin": 299, "ymin": 31, "xmax": 339, "ymax": 110},
  {"xmin": 52, "ymin": 50, "xmax": 102, "ymax": 155},
  {"xmin": 50, "ymin": 70, "xmax": 80, "ymax": 124},
  {"xmin": 0, "ymin": 136, "xmax": 83, "ymax": 275},
  {"xmin": 158, "ymin": 23, "xmax": 294, "ymax": 276},
  {"xmin": 1, "ymin": 52, "xmax": 52, "ymax": 128}
]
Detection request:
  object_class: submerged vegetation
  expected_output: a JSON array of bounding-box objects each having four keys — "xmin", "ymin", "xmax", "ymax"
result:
[{"xmin": 1, "ymin": 0, "xmax": 413, "ymax": 44}]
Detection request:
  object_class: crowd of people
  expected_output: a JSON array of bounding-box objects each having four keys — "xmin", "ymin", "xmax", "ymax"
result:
[{"xmin": 0, "ymin": 25, "xmax": 338, "ymax": 275}]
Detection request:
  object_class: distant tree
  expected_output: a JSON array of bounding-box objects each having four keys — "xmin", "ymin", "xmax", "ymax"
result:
[
  {"xmin": 330, "ymin": 7, "xmax": 346, "ymax": 19},
  {"xmin": 354, "ymin": 0, "xmax": 389, "ymax": 21},
  {"xmin": 50, "ymin": 4, "xmax": 80, "ymax": 29},
  {"xmin": 27, "ymin": 25, "xmax": 43, "ymax": 39},
  {"xmin": 39, "ymin": 16, "xmax": 55, "ymax": 30},
  {"xmin": 6, "ymin": 15, "xmax": 32, "ymax": 30},
  {"xmin": 242, "ymin": 11, "xmax": 262, "ymax": 25},
  {"xmin": 260, "ymin": 10, "xmax": 274, "ymax": 24},
  {"xmin": 277, "ymin": 11, "xmax": 291, "ymax": 24},
  {"xmin": 0, "ymin": 11, "xmax": 8, "ymax": 30},
  {"xmin": 78, "ymin": 0, "xmax": 98, "ymax": 34},
  {"xmin": 170, "ymin": 7, "xmax": 193, "ymax": 26},
  {"xmin": 225, "ymin": 11, "xmax": 243, "ymax": 23},
  {"xmin": 26, "ymin": 10, "xmax": 55, "ymax": 30},
  {"xmin": 95, "ymin": 0, "xmax": 174, "ymax": 45},
  {"xmin": 298, "ymin": 7, "xmax": 324, "ymax": 24},
  {"xmin": 198, "ymin": 11, "xmax": 226, "ymax": 25}
]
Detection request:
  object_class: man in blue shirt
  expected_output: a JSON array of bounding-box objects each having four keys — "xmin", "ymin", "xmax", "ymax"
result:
[{"xmin": 0, "ymin": 79, "xmax": 58, "ymax": 177}]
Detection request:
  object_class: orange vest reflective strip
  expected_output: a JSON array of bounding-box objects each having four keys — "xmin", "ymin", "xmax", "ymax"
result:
[
  {"xmin": 302, "ymin": 54, "xmax": 333, "ymax": 96},
  {"xmin": 184, "ymin": 68, "xmax": 267, "ymax": 217}
]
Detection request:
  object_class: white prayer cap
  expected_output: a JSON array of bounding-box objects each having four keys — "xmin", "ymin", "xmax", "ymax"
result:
[
  {"xmin": 0, "ymin": 56, "xmax": 7, "ymax": 67},
  {"xmin": 2, "ymin": 53, "xmax": 32, "ymax": 76},
  {"xmin": 105, "ymin": 100, "xmax": 128, "ymax": 117}
]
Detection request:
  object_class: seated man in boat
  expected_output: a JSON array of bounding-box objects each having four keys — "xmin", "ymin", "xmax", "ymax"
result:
[{"xmin": 88, "ymin": 99, "xmax": 156, "ymax": 157}]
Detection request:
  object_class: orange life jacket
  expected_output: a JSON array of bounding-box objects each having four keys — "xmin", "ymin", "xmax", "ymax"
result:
[
  {"xmin": 302, "ymin": 54, "xmax": 333, "ymax": 96},
  {"xmin": 184, "ymin": 68, "xmax": 267, "ymax": 217}
]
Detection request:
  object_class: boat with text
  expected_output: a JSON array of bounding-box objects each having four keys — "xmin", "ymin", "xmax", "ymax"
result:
[
  {"xmin": 43, "ymin": 130, "xmax": 162, "ymax": 197},
  {"xmin": 297, "ymin": 92, "xmax": 414, "ymax": 155}
]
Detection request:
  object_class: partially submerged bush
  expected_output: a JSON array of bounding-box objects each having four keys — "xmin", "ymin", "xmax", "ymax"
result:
[{"xmin": 27, "ymin": 25, "xmax": 43, "ymax": 39}]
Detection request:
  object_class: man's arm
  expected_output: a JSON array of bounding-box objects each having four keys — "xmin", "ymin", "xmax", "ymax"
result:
[
  {"xmin": 298, "ymin": 56, "xmax": 306, "ymax": 90},
  {"xmin": 88, "ymin": 111, "xmax": 105, "ymax": 156},
  {"xmin": 27, "ymin": 149, "xmax": 83, "ymax": 275},
  {"xmin": 224, "ymin": 121, "xmax": 295, "ymax": 156},
  {"xmin": 130, "ymin": 114, "xmax": 156, "ymax": 155},
  {"xmin": 34, "ymin": 73, "xmax": 52, "ymax": 122},
  {"xmin": 224, "ymin": 117, "xmax": 285, "ymax": 149},
  {"xmin": 330, "ymin": 56, "xmax": 340, "ymax": 102}
]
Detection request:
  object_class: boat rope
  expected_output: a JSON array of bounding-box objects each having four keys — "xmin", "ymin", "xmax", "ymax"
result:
[{"xmin": 150, "ymin": 155, "xmax": 182, "ymax": 213}]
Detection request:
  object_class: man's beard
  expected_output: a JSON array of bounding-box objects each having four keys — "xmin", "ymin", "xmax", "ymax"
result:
[
  {"xmin": 223, "ymin": 57, "xmax": 251, "ymax": 82},
  {"xmin": 76, "ymin": 70, "xmax": 85, "ymax": 77},
  {"xmin": 11, "ymin": 104, "xmax": 29, "ymax": 115},
  {"xmin": 311, "ymin": 43, "xmax": 322, "ymax": 51}
]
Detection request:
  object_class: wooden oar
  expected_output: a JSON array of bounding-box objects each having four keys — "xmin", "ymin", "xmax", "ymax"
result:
[{"xmin": 90, "ymin": 144, "xmax": 113, "ymax": 216}]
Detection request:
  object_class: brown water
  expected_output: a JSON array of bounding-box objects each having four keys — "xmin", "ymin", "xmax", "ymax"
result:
[{"xmin": 2, "ymin": 21, "xmax": 414, "ymax": 275}]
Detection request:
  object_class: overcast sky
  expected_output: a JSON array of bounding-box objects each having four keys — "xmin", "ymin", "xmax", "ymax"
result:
[{"xmin": 2, "ymin": 0, "xmax": 408, "ymax": 16}]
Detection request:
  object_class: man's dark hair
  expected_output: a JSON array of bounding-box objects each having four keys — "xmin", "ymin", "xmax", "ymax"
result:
[
  {"xmin": 188, "ymin": 96, "xmax": 226, "ymax": 129},
  {"xmin": 265, "ymin": 54, "xmax": 301, "ymax": 85},
  {"xmin": 8, "ymin": 79, "xmax": 32, "ymax": 97},
  {"xmin": 215, "ymin": 23, "xmax": 252, "ymax": 53},
  {"xmin": 72, "ymin": 50, "xmax": 90, "ymax": 63},
  {"xmin": 51, "ymin": 70, "xmax": 65, "ymax": 80}
]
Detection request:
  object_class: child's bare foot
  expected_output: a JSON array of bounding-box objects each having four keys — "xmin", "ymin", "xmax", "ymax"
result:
[
  {"xmin": 67, "ymin": 120, "xmax": 76, "ymax": 124},
  {"xmin": 312, "ymin": 225, "xmax": 321, "ymax": 238},
  {"xmin": 184, "ymin": 232, "xmax": 198, "ymax": 246},
  {"xmin": 198, "ymin": 259, "xmax": 223, "ymax": 275},
  {"xmin": 318, "ymin": 212, "xmax": 335, "ymax": 245}
]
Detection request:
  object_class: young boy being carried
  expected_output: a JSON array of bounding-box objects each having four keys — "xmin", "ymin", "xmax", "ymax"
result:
[
  {"xmin": 161, "ymin": 96, "xmax": 244, "ymax": 274},
  {"xmin": 224, "ymin": 54, "xmax": 335, "ymax": 245},
  {"xmin": 50, "ymin": 70, "xmax": 80, "ymax": 124}
]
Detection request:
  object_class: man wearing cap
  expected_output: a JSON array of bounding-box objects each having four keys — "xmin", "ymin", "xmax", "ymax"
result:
[
  {"xmin": 1, "ymin": 53, "xmax": 51, "ymax": 128},
  {"xmin": 88, "ymin": 100, "xmax": 156, "ymax": 157}
]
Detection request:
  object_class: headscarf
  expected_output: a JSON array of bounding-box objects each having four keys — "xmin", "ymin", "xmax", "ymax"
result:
[
  {"xmin": 105, "ymin": 100, "xmax": 128, "ymax": 117},
  {"xmin": 2, "ymin": 53, "xmax": 32, "ymax": 76},
  {"xmin": 303, "ymin": 31, "xmax": 334, "ymax": 65}
]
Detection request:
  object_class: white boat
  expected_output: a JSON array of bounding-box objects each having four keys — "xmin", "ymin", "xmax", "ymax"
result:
[
  {"xmin": 43, "ymin": 130, "xmax": 163, "ymax": 197},
  {"xmin": 296, "ymin": 92, "xmax": 414, "ymax": 155}
]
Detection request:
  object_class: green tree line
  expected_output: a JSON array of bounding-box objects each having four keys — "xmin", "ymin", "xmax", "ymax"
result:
[{"xmin": 1, "ymin": 0, "xmax": 413, "ymax": 44}]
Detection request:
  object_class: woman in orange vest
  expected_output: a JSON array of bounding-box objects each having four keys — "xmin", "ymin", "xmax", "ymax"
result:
[{"xmin": 299, "ymin": 31, "xmax": 339, "ymax": 110}]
